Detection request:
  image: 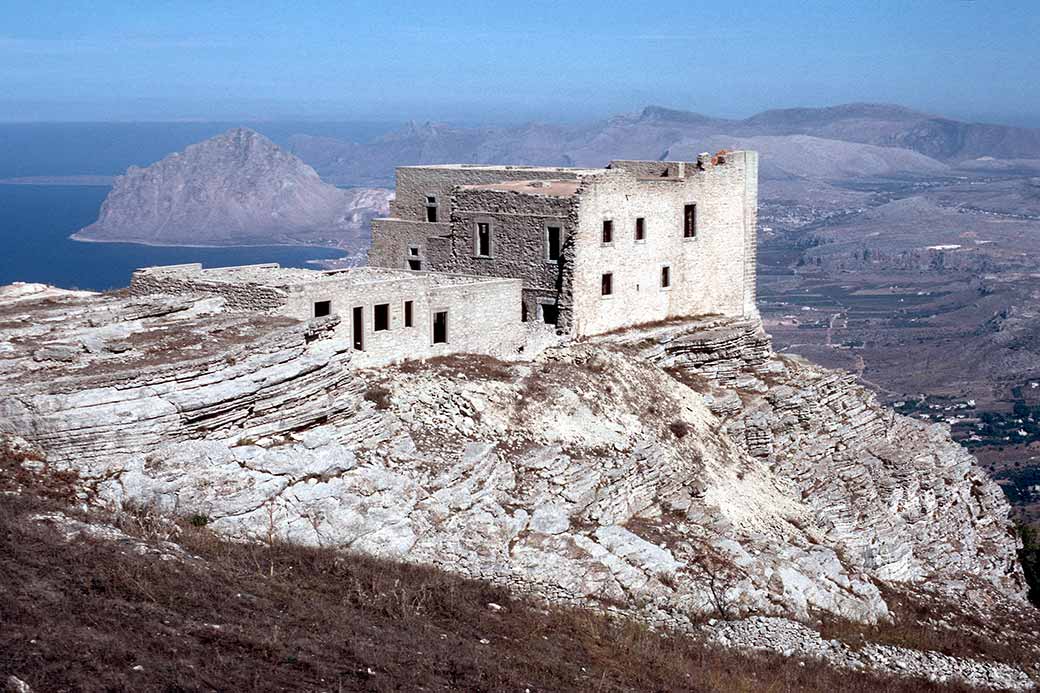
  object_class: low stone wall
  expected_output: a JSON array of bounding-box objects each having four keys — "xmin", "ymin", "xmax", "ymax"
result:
[{"xmin": 129, "ymin": 265, "xmax": 288, "ymax": 312}]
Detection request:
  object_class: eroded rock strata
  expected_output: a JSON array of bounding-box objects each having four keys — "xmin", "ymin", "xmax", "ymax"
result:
[{"xmin": 0, "ymin": 287, "xmax": 1032, "ymax": 689}]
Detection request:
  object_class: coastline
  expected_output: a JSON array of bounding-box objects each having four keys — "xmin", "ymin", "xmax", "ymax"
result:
[
  {"xmin": 68, "ymin": 232, "xmax": 350, "ymax": 253},
  {"xmin": 0, "ymin": 176, "xmax": 114, "ymax": 187}
]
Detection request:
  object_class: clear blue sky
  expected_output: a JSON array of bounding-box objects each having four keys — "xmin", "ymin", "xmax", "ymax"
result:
[{"xmin": 2, "ymin": 0, "xmax": 1038, "ymax": 125}]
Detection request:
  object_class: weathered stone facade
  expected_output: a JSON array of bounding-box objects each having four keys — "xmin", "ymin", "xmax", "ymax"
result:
[
  {"xmin": 130, "ymin": 263, "xmax": 524, "ymax": 367},
  {"xmin": 369, "ymin": 153, "xmax": 759, "ymax": 336}
]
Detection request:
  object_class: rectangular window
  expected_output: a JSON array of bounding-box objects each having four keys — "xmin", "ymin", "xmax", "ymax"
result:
[
  {"xmin": 433, "ymin": 311, "xmax": 448, "ymax": 344},
  {"xmin": 409, "ymin": 246, "xmax": 420, "ymax": 256},
  {"xmin": 661, "ymin": 266, "xmax": 671, "ymax": 288},
  {"xmin": 313, "ymin": 300, "xmax": 331, "ymax": 318},
  {"xmin": 601, "ymin": 273, "xmax": 613, "ymax": 296},
  {"xmin": 408, "ymin": 259, "xmax": 421, "ymax": 271},
  {"xmin": 635, "ymin": 217, "xmax": 645, "ymax": 241},
  {"xmin": 476, "ymin": 222, "xmax": 491, "ymax": 257},
  {"xmin": 374, "ymin": 303, "xmax": 390, "ymax": 331},
  {"xmin": 683, "ymin": 204, "xmax": 697, "ymax": 238},
  {"xmin": 425, "ymin": 196, "xmax": 438, "ymax": 223},
  {"xmin": 404, "ymin": 300, "xmax": 413, "ymax": 327},
  {"xmin": 546, "ymin": 226, "xmax": 562, "ymax": 262},
  {"xmin": 602, "ymin": 219, "xmax": 613, "ymax": 244}
]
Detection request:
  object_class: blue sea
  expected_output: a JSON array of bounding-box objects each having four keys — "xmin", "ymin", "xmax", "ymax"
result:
[{"xmin": 0, "ymin": 184, "xmax": 346, "ymax": 290}]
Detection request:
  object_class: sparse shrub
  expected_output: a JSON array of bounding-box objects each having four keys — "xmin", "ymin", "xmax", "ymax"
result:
[
  {"xmin": 1017, "ymin": 522, "xmax": 1040, "ymax": 605},
  {"xmin": 688, "ymin": 543, "xmax": 747, "ymax": 620},
  {"xmin": 236, "ymin": 436, "xmax": 257, "ymax": 447},
  {"xmin": 190, "ymin": 513, "xmax": 210, "ymax": 528},
  {"xmin": 669, "ymin": 421, "xmax": 692, "ymax": 439},
  {"xmin": 364, "ymin": 385, "xmax": 392, "ymax": 410}
]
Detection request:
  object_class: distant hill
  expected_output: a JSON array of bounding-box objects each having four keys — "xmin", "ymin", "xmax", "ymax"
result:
[
  {"xmin": 665, "ymin": 134, "xmax": 948, "ymax": 181},
  {"xmin": 75, "ymin": 128, "xmax": 390, "ymax": 247},
  {"xmin": 287, "ymin": 103, "xmax": 1040, "ymax": 187}
]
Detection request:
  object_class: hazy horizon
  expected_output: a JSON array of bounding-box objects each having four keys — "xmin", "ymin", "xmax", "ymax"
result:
[{"xmin": 3, "ymin": 1, "xmax": 1039, "ymax": 128}]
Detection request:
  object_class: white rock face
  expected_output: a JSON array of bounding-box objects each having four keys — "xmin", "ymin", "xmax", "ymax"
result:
[{"xmin": 1, "ymin": 296, "xmax": 1027, "ymax": 644}]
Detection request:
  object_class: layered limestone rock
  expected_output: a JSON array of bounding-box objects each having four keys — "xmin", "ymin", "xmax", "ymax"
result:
[
  {"xmin": 613, "ymin": 318, "xmax": 1024, "ymax": 598},
  {"xmin": 0, "ymin": 290, "xmax": 389, "ymax": 473},
  {"xmin": 1, "ymin": 292, "xmax": 1027, "ymax": 652}
]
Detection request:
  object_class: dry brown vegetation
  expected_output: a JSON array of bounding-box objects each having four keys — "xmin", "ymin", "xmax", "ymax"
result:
[
  {"xmin": 0, "ymin": 455, "xmax": 984, "ymax": 693},
  {"xmin": 816, "ymin": 583, "xmax": 1040, "ymax": 672},
  {"xmin": 396, "ymin": 354, "xmax": 514, "ymax": 381},
  {"xmin": 363, "ymin": 385, "xmax": 393, "ymax": 410}
]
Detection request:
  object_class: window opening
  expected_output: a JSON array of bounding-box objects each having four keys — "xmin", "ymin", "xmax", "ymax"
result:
[{"xmin": 374, "ymin": 303, "xmax": 389, "ymax": 331}]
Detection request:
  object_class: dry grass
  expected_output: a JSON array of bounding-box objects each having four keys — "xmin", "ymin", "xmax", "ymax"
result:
[
  {"xmin": 397, "ymin": 354, "xmax": 514, "ymax": 381},
  {"xmin": 363, "ymin": 385, "xmax": 392, "ymax": 410},
  {"xmin": 0, "ymin": 455, "xmax": 987, "ymax": 693},
  {"xmin": 816, "ymin": 583, "xmax": 1040, "ymax": 671}
]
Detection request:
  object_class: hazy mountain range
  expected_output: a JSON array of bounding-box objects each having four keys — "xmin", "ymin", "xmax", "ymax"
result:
[
  {"xmin": 74, "ymin": 102, "xmax": 1040, "ymax": 251},
  {"xmin": 288, "ymin": 103, "xmax": 1040, "ymax": 186}
]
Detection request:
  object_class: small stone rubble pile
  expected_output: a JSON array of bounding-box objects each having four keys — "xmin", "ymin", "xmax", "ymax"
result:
[{"xmin": 703, "ymin": 616, "xmax": 1035, "ymax": 691}]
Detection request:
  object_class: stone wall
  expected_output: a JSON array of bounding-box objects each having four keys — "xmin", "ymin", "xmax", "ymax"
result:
[
  {"xmin": 280, "ymin": 273, "xmax": 525, "ymax": 367},
  {"xmin": 445, "ymin": 188, "xmax": 577, "ymax": 326},
  {"xmin": 570, "ymin": 152, "xmax": 758, "ymax": 336},
  {"xmin": 129, "ymin": 264, "xmax": 288, "ymax": 311},
  {"xmin": 131, "ymin": 263, "xmax": 525, "ymax": 368},
  {"xmin": 608, "ymin": 160, "xmax": 685, "ymax": 178},
  {"xmin": 388, "ymin": 165, "xmax": 591, "ymax": 223},
  {"xmin": 369, "ymin": 219, "xmax": 451, "ymax": 271}
]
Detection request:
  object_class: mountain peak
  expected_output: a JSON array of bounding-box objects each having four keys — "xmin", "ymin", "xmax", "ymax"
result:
[{"xmin": 74, "ymin": 130, "xmax": 390, "ymax": 246}]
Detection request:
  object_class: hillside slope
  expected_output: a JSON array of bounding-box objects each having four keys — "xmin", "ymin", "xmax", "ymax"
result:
[
  {"xmin": 4, "ymin": 453, "xmax": 1004, "ymax": 693},
  {"xmin": 1, "ymin": 288, "xmax": 1036, "ymax": 689}
]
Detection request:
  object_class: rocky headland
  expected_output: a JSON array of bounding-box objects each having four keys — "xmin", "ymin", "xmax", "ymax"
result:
[
  {"xmin": 1, "ymin": 284, "xmax": 1037, "ymax": 690},
  {"xmin": 73, "ymin": 128, "xmax": 391, "ymax": 248}
]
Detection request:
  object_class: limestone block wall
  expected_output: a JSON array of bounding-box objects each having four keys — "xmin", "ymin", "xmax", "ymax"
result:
[
  {"xmin": 129, "ymin": 264, "xmax": 288, "ymax": 311},
  {"xmin": 428, "ymin": 279, "xmax": 525, "ymax": 359},
  {"xmin": 279, "ymin": 274, "xmax": 524, "ymax": 368},
  {"xmin": 369, "ymin": 219, "xmax": 451, "ymax": 270},
  {"xmin": 389, "ymin": 166, "xmax": 589, "ymax": 222},
  {"xmin": 741, "ymin": 152, "xmax": 759, "ymax": 317},
  {"xmin": 444, "ymin": 189, "xmax": 576, "ymax": 318},
  {"xmin": 569, "ymin": 152, "xmax": 757, "ymax": 336},
  {"xmin": 608, "ymin": 160, "xmax": 685, "ymax": 178}
]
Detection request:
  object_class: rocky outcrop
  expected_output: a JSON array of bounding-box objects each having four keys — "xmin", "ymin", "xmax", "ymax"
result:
[
  {"xmin": 73, "ymin": 128, "xmax": 391, "ymax": 247},
  {"xmin": 0, "ymin": 290, "xmax": 388, "ymax": 472},
  {"xmin": 2, "ymin": 291, "xmax": 1034, "ymax": 688}
]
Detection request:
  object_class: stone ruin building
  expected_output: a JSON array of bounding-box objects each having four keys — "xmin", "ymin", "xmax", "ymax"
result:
[
  {"xmin": 130, "ymin": 152, "xmax": 758, "ymax": 366},
  {"xmin": 369, "ymin": 152, "xmax": 759, "ymax": 335}
]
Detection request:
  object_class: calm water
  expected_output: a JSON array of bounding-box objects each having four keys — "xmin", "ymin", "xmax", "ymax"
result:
[{"xmin": 0, "ymin": 185, "xmax": 346, "ymax": 290}]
